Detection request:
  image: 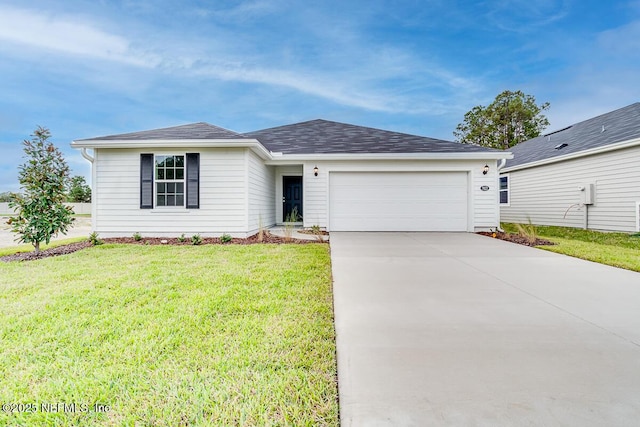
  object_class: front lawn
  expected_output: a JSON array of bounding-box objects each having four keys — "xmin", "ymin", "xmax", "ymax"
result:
[
  {"xmin": 502, "ymin": 223, "xmax": 640, "ymax": 272},
  {"xmin": 0, "ymin": 244, "xmax": 338, "ymax": 426}
]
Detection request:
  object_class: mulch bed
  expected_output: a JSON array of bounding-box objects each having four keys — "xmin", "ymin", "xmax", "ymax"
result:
[
  {"xmin": 477, "ymin": 231, "xmax": 555, "ymax": 247},
  {"xmin": 0, "ymin": 233, "xmax": 326, "ymax": 263},
  {"xmin": 1, "ymin": 241, "xmax": 93, "ymax": 263}
]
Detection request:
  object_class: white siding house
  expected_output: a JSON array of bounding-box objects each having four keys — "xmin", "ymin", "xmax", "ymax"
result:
[
  {"xmin": 73, "ymin": 120, "xmax": 511, "ymax": 237},
  {"xmin": 90, "ymin": 147, "xmax": 269, "ymax": 237},
  {"xmin": 500, "ymin": 103, "xmax": 640, "ymax": 232}
]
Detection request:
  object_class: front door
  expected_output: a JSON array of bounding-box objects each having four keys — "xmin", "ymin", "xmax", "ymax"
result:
[{"xmin": 283, "ymin": 176, "xmax": 303, "ymax": 222}]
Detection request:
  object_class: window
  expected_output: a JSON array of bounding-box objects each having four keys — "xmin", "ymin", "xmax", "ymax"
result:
[
  {"xmin": 155, "ymin": 155, "xmax": 184, "ymax": 207},
  {"xmin": 499, "ymin": 175, "xmax": 509, "ymax": 205},
  {"xmin": 140, "ymin": 153, "xmax": 199, "ymax": 209}
]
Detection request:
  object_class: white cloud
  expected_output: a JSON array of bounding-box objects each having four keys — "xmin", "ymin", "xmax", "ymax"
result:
[
  {"xmin": 193, "ymin": 0, "xmax": 281, "ymax": 20},
  {"xmin": 0, "ymin": 5, "xmax": 159, "ymax": 67},
  {"xmin": 484, "ymin": 0, "xmax": 571, "ymax": 32},
  {"xmin": 0, "ymin": 4, "xmax": 479, "ymax": 116}
]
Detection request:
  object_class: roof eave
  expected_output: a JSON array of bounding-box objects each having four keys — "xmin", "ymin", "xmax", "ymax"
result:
[
  {"xmin": 71, "ymin": 138, "xmax": 273, "ymax": 160},
  {"xmin": 501, "ymin": 137, "xmax": 640, "ymax": 173},
  {"xmin": 265, "ymin": 152, "xmax": 513, "ymax": 163}
]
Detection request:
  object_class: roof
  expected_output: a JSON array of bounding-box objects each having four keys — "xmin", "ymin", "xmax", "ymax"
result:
[
  {"xmin": 73, "ymin": 118, "xmax": 509, "ymax": 159},
  {"xmin": 243, "ymin": 119, "xmax": 502, "ymax": 154},
  {"xmin": 505, "ymin": 102, "xmax": 640, "ymax": 169},
  {"xmin": 76, "ymin": 122, "xmax": 248, "ymax": 141}
]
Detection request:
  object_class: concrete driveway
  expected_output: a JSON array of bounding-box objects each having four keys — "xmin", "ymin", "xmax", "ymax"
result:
[{"xmin": 331, "ymin": 232, "xmax": 640, "ymax": 427}]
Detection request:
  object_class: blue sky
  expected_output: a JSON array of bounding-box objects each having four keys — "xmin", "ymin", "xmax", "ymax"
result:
[{"xmin": 1, "ymin": 0, "xmax": 639, "ymax": 192}]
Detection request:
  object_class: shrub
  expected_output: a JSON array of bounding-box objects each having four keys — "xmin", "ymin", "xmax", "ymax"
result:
[
  {"xmin": 191, "ymin": 234, "xmax": 202, "ymax": 245},
  {"xmin": 283, "ymin": 206, "xmax": 299, "ymax": 242},
  {"xmin": 515, "ymin": 221, "xmax": 538, "ymax": 245},
  {"xmin": 88, "ymin": 232, "xmax": 103, "ymax": 246},
  {"xmin": 177, "ymin": 233, "xmax": 186, "ymax": 242},
  {"xmin": 133, "ymin": 232, "xmax": 142, "ymax": 241},
  {"xmin": 220, "ymin": 234, "xmax": 232, "ymax": 243}
]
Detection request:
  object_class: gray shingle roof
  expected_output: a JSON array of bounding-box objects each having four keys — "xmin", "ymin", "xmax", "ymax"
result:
[
  {"xmin": 505, "ymin": 102, "xmax": 640, "ymax": 169},
  {"xmin": 243, "ymin": 119, "xmax": 501, "ymax": 154},
  {"xmin": 77, "ymin": 122, "xmax": 247, "ymax": 141}
]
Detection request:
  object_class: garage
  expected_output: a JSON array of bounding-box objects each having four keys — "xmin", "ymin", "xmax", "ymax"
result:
[{"xmin": 329, "ymin": 171, "xmax": 468, "ymax": 231}]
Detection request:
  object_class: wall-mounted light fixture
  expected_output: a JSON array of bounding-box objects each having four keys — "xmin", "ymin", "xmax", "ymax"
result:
[
  {"xmin": 313, "ymin": 166, "xmax": 319, "ymax": 177},
  {"xmin": 482, "ymin": 164, "xmax": 489, "ymax": 175}
]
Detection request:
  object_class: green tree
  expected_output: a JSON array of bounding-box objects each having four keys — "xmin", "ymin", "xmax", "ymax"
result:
[
  {"xmin": 0, "ymin": 192, "xmax": 14, "ymax": 202},
  {"xmin": 454, "ymin": 90, "xmax": 550, "ymax": 150},
  {"xmin": 8, "ymin": 127, "xmax": 74, "ymax": 252},
  {"xmin": 67, "ymin": 175, "xmax": 91, "ymax": 203}
]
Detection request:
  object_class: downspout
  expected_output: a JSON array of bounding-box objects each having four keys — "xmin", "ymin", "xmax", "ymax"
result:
[
  {"xmin": 80, "ymin": 148, "xmax": 94, "ymax": 163},
  {"xmin": 497, "ymin": 158, "xmax": 506, "ymax": 171}
]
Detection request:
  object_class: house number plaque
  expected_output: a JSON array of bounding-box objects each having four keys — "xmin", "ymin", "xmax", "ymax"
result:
[{"xmin": 480, "ymin": 185, "xmax": 490, "ymax": 191}]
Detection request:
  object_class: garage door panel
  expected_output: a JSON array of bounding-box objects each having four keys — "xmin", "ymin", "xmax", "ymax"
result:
[{"xmin": 329, "ymin": 172, "xmax": 468, "ymax": 231}]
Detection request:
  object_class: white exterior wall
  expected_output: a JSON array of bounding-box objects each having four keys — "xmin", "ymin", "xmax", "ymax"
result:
[
  {"xmin": 500, "ymin": 146, "xmax": 640, "ymax": 232},
  {"xmin": 247, "ymin": 150, "xmax": 275, "ymax": 233},
  {"xmin": 94, "ymin": 147, "xmax": 249, "ymax": 237},
  {"xmin": 301, "ymin": 159, "xmax": 500, "ymax": 231}
]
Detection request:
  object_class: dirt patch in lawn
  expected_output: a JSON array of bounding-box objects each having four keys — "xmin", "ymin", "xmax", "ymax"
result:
[
  {"xmin": 1, "ymin": 233, "xmax": 326, "ymax": 262},
  {"xmin": 477, "ymin": 231, "xmax": 555, "ymax": 247}
]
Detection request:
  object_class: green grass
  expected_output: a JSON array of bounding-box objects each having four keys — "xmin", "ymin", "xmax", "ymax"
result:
[
  {"xmin": 502, "ymin": 223, "xmax": 640, "ymax": 272},
  {"xmin": 0, "ymin": 237, "xmax": 87, "ymax": 257},
  {"xmin": 0, "ymin": 244, "xmax": 338, "ymax": 426}
]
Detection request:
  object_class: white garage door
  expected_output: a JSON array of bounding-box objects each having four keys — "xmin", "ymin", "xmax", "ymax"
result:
[{"xmin": 329, "ymin": 172, "xmax": 468, "ymax": 231}]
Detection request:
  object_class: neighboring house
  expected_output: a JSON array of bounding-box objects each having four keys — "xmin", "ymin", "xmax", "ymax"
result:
[
  {"xmin": 72, "ymin": 119, "xmax": 511, "ymax": 237},
  {"xmin": 500, "ymin": 102, "xmax": 640, "ymax": 232}
]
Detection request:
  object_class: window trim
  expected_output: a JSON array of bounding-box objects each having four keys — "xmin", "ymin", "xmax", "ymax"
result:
[
  {"xmin": 154, "ymin": 153, "xmax": 186, "ymax": 208},
  {"xmin": 499, "ymin": 174, "xmax": 510, "ymax": 206}
]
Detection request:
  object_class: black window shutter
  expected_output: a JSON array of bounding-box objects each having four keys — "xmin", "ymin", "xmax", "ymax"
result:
[
  {"xmin": 140, "ymin": 154, "xmax": 154, "ymax": 209},
  {"xmin": 186, "ymin": 153, "xmax": 200, "ymax": 209}
]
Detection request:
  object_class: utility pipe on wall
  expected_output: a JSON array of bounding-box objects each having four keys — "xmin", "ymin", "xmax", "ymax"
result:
[{"xmin": 80, "ymin": 148, "xmax": 94, "ymax": 163}]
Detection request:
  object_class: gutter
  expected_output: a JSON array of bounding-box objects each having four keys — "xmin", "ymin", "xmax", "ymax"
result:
[
  {"xmin": 71, "ymin": 138, "xmax": 273, "ymax": 160},
  {"xmin": 265, "ymin": 152, "xmax": 513, "ymax": 164}
]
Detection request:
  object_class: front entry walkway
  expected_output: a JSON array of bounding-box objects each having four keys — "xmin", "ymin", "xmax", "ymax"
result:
[{"xmin": 330, "ymin": 232, "xmax": 640, "ymax": 426}]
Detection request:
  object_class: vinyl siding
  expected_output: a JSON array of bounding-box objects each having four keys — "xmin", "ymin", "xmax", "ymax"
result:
[
  {"xmin": 94, "ymin": 147, "xmax": 248, "ymax": 237},
  {"xmin": 302, "ymin": 159, "xmax": 500, "ymax": 231},
  {"xmin": 247, "ymin": 150, "xmax": 275, "ymax": 233},
  {"xmin": 500, "ymin": 145, "xmax": 640, "ymax": 232}
]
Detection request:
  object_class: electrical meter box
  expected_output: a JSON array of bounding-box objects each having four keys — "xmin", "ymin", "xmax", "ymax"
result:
[{"xmin": 581, "ymin": 183, "xmax": 595, "ymax": 205}]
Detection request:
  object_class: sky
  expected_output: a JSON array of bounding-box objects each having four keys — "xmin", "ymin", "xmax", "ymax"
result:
[{"xmin": 1, "ymin": 0, "xmax": 639, "ymax": 192}]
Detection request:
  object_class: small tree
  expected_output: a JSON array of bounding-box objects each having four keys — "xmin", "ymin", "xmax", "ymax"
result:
[
  {"xmin": 454, "ymin": 90, "xmax": 550, "ymax": 149},
  {"xmin": 8, "ymin": 127, "xmax": 74, "ymax": 252},
  {"xmin": 67, "ymin": 175, "xmax": 92, "ymax": 203}
]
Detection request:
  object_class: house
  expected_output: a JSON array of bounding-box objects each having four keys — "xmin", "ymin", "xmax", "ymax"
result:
[
  {"xmin": 500, "ymin": 102, "xmax": 640, "ymax": 232},
  {"xmin": 71, "ymin": 119, "xmax": 511, "ymax": 237}
]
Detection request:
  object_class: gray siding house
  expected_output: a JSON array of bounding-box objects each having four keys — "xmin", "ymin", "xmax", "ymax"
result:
[
  {"xmin": 73, "ymin": 119, "xmax": 511, "ymax": 237},
  {"xmin": 500, "ymin": 103, "xmax": 640, "ymax": 232}
]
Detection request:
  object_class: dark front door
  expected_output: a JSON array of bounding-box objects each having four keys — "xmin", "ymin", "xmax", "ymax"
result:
[{"xmin": 283, "ymin": 176, "xmax": 303, "ymax": 222}]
